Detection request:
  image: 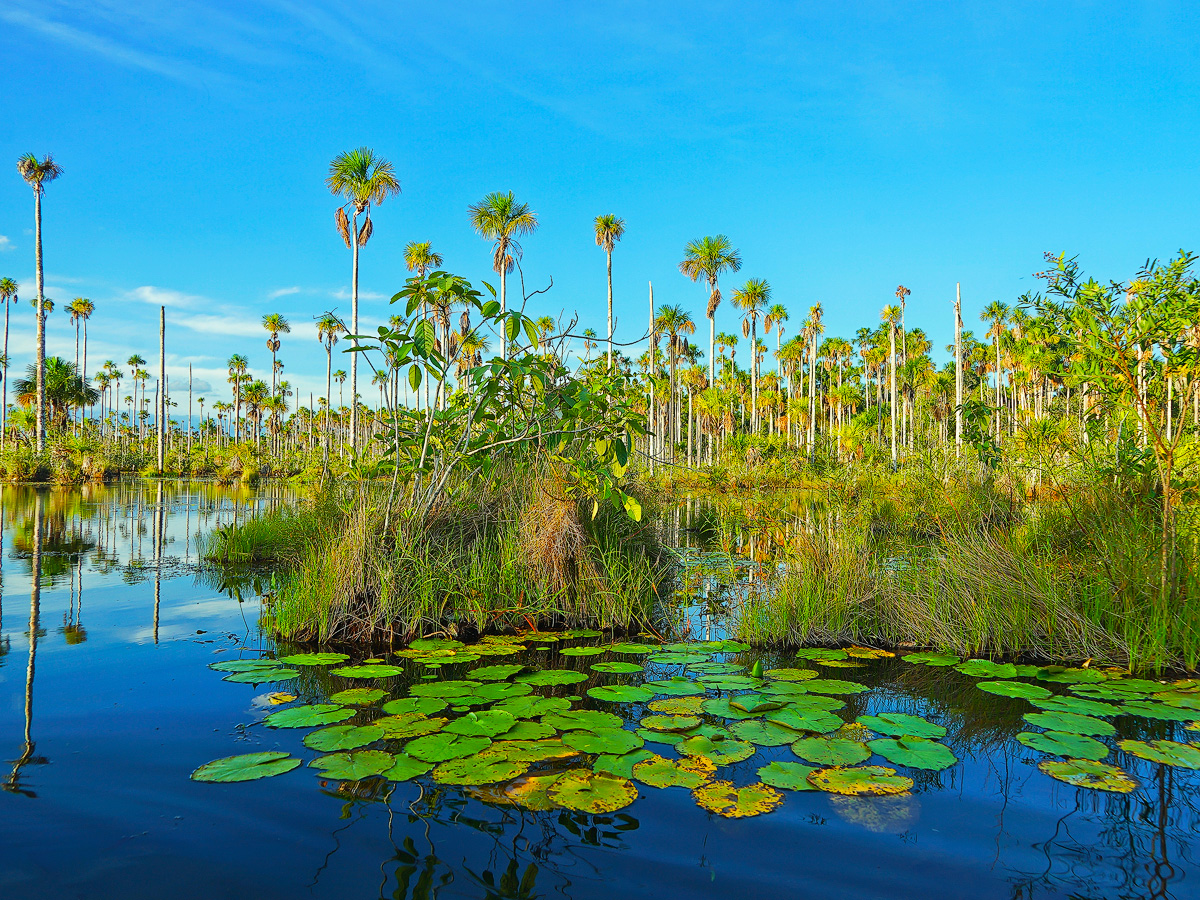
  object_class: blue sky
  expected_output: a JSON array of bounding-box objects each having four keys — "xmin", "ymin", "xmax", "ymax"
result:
[{"xmin": 1, "ymin": 1, "xmax": 1197, "ymax": 408}]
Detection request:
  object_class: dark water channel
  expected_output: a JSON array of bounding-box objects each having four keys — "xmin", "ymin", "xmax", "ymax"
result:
[{"xmin": 1, "ymin": 484, "xmax": 1197, "ymax": 900}]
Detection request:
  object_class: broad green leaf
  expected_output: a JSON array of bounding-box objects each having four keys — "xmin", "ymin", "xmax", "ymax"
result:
[
  {"xmin": 276, "ymin": 652, "xmax": 350, "ymax": 666},
  {"xmin": 609, "ymin": 642, "xmax": 659, "ymax": 655},
  {"xmin": 901, "ymin": 652, "xmax": 961, "ymax": 666},
  {"xmin": 731, "ymin": 719, "xmax": 807, "ymax": 747},
  {"xmin": 955, "ymin": 659, "xmax": 1018, "ymax": 678},
  {"xmin": 549, "ymin": 770, "xmax": 638, "ymax": 813},
  {"xmin": 469, "ymin": 664, "xmax": 525, "ymax": 681},
  {"xmin": 382, "ymin": 697, "xmax": 449, "ymax": 717},
  {"xmin": 409, "ymin": 679, "xmax": 482, "ymax": 698},
  {"xmin": 1117, "ymin": 739, "xmax": 1200, "ymax": 768},
  {"xmin": 765, "ymin": 668, "xmax": 818, "ymax": 682},
  {"xmin": 640, "ymin": 714, "xmax": 701, "ymax": 733},
  {"xmin": 191, "ymin": 751, "xmax": 300, "ymax": 783},
  {"xmin": 588, "ymin": 685, "xmax": 654, "ymax": 703},
  {"xmin": 591, "ymin": 661, "xmax": 644, "ymax": 674},
  {"xmin": 329, "ymin": 688, "xmax": 386, "ymax": 705},
  {"xmin": 224, "ymin": 667, "xmax": 299, "ymax": 683},
  {"xmin": 375, "ymin": 714, "xmax": 447, "ymax": 739},
  {"xmin": 649, "ymin": 652, "xmax": 712, "ymax": 665},
  {"xmin": 729, "ymin": 694, "xmax": 785, "ymax": 714},
  {"xmin": 593, "ymin": 749, "xmax": 655, "ymax": 779},
  {"xmin": 1023, "ymin": 711, "xmax": 1116, "ymax": 736},
  {"xmin": 795, "ymin": 648, "xmax": 848, "ymax": 662},
  {"xmin": 562, "ymin": 728, "xmax": 644, "ymax": 755},
  {"xmin": 766, "ymin": 708, "xmax": 844, "ymax": 734},
  {"xmin": 632, "ymin": 754, "xmax": 715, "ymax": 789},
  {"xmin": 264, "ymin": 704, "xmax": 353, "ymax": 728},
  {"xmin": 1028, "ymin": 696, "xmax": 1117, "ymax": 717},
  {"xmin": 643, "ymin": 677, "xmax": 705, "ymax": 697},
  {"xmin": 756, "ymin": 761, "xmax": 818, "ymax": 791},
  {"xmin": 515, "ymin": 669, "xmax": 588, "ymax": 686},
  {"xmin": 803, "ymin": 679, "xmax": 869, "ymax": 695},
  {"xmin": 330, "ymin": 664, "xmax": 404, "ymax": 679},
  {"xmin": 383, "ymin": 753, "xmax": 433, "ymax": 782},
  {"xmin": 559, "ymin": 646, "xmax": 607, "ymax": 657},
  {"xmin": 647, "ymin": 696, "xmax": 705, "ymax": 715},
  {"xmin": 700, "ymin": 697, "xmax": 763, "ymax": 720},
  {"xmin": 499, "ymin": 720, "xmax": 555, "ymax": 741},
  {"xmin": 486, "ymin": 739, "xmax": 578, "ymax": 763},
  {"xmin": 406, "ymin": 732, "xmax": 493, "ymax": 763},
  {"xmin": 868, "ymin": 737, "xmax": 957, "ymax": 770},
  {"xmin": 310, "ymin": 750, "xmax": 395, "ymax": 780},
  {"xmin": 432, "ymin": 753, "xmax": 529, "ymax": 785},
  {"xmin": 543, "ymin": 710, "xmax": 623, "ymax": 732},
  {"xmin": 623, "ymin": 494, "xmax": 642, "ymax": 522},
  {"xmin": 677, "ymin": 735, "xmax": 755, "ymax": 765},
  {"xmin": 304, "ymin": 723, "xmax": 384, "ymax": 752},
  {"xmin": 445, "ymin": 710, "xmax": 517, "ymax": 738},
  {"xmin": 1017, "ymin": 730, "xmax": 1109, "ymax": 760},
  {"xmin": 494, "ymin": 695, "xmax": 572, "ymax": 719},
  {"xmin": 857, "ymin": 713, "xmax": 946, "ymax": 740},
  {"xmin": 1119, "ymin": 702, "xmax": 1198, "ymax": 722},
  {"xmin": 977, "ymin": 681, "xmax": 1052, "ymax": 700},
  {"xmin": 210, "ymin": 659, "xmax": 281, "ymax": 673},
  {"xmin": 1036, "ymin": 666, "xmax": 1109, "ymax": 684},
  {"xmin": 792, "ymin": 736, "xmax": 872, "ymax": 766}
]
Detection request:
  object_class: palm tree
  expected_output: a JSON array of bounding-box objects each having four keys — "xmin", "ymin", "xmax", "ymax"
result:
[
  {"xmin": 807, "ymin": 303, "xmax": 823, "ymax": 453},
  {"xmin": 317, "ymin": 315, "xmax": 343, "ymax": 471},
  {"xmin": 732, "ymin": 279, "xmax": 771, "ymax": 433},
  {"xmin": 0, "ymin": 278, "xmax": 17, "ymax": 448},
  {"xmin": 679, "ymin": 235, "xmax": 741, "ymax": 389},
  {"xmin": 594, "ymin": 214, "xmax": 626, "ymax": 371},
  {"xmin": 17, "ymin": 153, "xmax": 63, "ymax": 451},
  {"xmin": 765, "ymin": 302, "xmax": 788, "ymax": 387},
  {"xmin": 126, "ymin": 355, "xmax": 146, "ymax": 439},
  {"xmin": 262, "ymin": 313, "xmax": 290, "ymax": 397},
  {"xmin": 654, "ymin": 304, "xmax": 695, "ymax": 460},
  {"xmin": 67, "ymin": 298, "xmax": 94, "ymax": 430},
  {"xmin": 13, "ymin": 357, "xmax": 98, "ymax": 428},
  {"xmin": 468, "ymin": 192, "xmax": 538, "ymax": 361},
  {"xmin": 326, "ymin": 147, "xmax": 401, "ymax": 451},
  {"xmin": 981, "ymin": 301, "xmax": 1010, "ymax": 441},
  {"xmin": 404, "ymin": 241, "xmax": 444, "ymax": 409},
  {"xmin": 226, "ymin": 354, "xmax": 247, "ymax": 442},
  {"xmin": 882, "ymin": 304, "xmax": 902, "ymax": 466}
]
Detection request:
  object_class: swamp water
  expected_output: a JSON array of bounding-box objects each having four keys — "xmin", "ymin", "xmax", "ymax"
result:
[{"xmin": 1, "ymin": 483, "xmax": 1198, "ymax": 900}]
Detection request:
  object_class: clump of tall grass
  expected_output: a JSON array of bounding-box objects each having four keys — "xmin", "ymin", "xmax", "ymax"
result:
[{"xmin": 201, "ymin": 489, "xmax": 340, "ymax": 564}]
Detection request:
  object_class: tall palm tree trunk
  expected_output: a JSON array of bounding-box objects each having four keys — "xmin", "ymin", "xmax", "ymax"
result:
[
  {"xmin": 2, "ymin": 299, "xmax": 9, "ymax": 450},
  {"xmin": 889, "ymin": 323, "xmax": 898, "ymax": 467},
  {"xmin": 33, "ymin": 191, "xmax": 46, "ymax": 451},
  {"xmin": 606, "ymin": 248, "xmax": 614, "ymax": 372},
  {"xmin": 350, "ymin": 211, "xmax": 361, "ymax": 451}
]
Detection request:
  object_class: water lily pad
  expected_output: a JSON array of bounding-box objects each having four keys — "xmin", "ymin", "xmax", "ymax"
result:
[
  {"xmin": 845, "ymin": 646, "xmax": 894, "ymax": 659},
  {"xmin": 549, "ymin": 771, "xmax": 638, "ymax": 813},
  {"xmin": 487, "ymin": 739, "xmax": 579, "ymax": 763},
  {"xmin": 433, "ymin": 753, "xmax": 530, "ymax": 785},
  {"xmin": 1036, "ymin": 666, "xmax": 1109, "ymax": 684},
  {"xmin": 1023, "ymin": 711, "xmax": 1116, "ymax": 736},
  {"xmin": 304, "ymin": 723, "xmax": 385, "ymax": 752},
  {"xmin": 795, "ymin": 648, "xmax": 848, "ymax": 662},
  {"xmin": 678, "ymin": 735, "xmax": 755, "ymax": 765},
  {"xmin": 730, "ymin": 694, "xmax": 786, "ymax": 714},
  {"xmin": 409, "ymin": 679, "xmax": 483, "ymax": 698},
  {"xmin": 633, "ymin": 754, "xmax": 714, "ymax": 789},
  {"xmin": 609, "ymin": 641, "xmax": 659, "ymax": 654},
  {"xmin": 405, "ymin": 731, "xmax": 492, "ymax": 762},
  {"xmin": 756, "ymin": 761, "xmax": 818, "ymax": 791},
  {"xmin": 264, "ymin": 704, "xmax": 353, "ymax": 728},
  {"xmin": 816, "ymin": 659, "xmax": 867, "ymax": 669},
  {"xmin": 469, "ymin": 664, "xmax": 525, "ymax": 681},
  {"xmin": 517, "ymin": 631, "xmax": 561, "ymax": 643},
  {"xmin": 562, "ymin": 728, "xmax": 644, "ymax": 755},
  {"xmin": 644, "ymin": 677, "xmax": 706, "ymax": 697},
  {"xmin": 593, "ymin": 749, "xmax": 655, "ymax": 778},
  {"xmin": 588, "ymin": 685, "xmax": 654, "ymax": 703},
  {"xmin": 499, "ymin": 720, "xmax": 555, "ymax": 741},
  {"xmin": 766, "ymin": 708, "xmax": 844, "ymax": 734},
  {"xmin": 223, "ymin": 667, "xmax": 300, "ymax": 683},
  {"xmin": 498, "ymin": 774, "xmax": 565, "ymax": 810},
  {"xmin": 731, "ymin": 719, "xmax": 807, "ymax": 747},
  {"xmin": 697, "ymin": 674, "xmax": 761, "ymax": 691},
  {"xmin": 868, "ymin": 736, "xmax": 957, "ymax": 770},
  {"xmin": 1164, "ymin": 695, "xmax": 1200, "ymax": 711},
  {"xmin": 543, "ymin": 710, "xmax": 623, "ymax": 732},
  {"xmin": 470, "ymin": 682, "xmax": 533, "ymax": 703},
  {"xmin": 563, "ymin": 629, "xmax": 603, "ymax": 638},
  {"xmin": 277, "ymin": 652, "xmax": 350, "ymax": 666},
  {"xmin": 445, "ymin": 710, "xmax": 517, "ymax": 738},
  {"xmin": 494, "ymin": 695, "xmax": 572, "ymax": 719},
  {"xmin": 700, "ymin": 697, "xmax": 763, "ymax": 720},
  {"xmin": 807, "ymin": 765, "xmax": 914, "ymax": 795},
  {"xmin": 977, "ymin": 681, "xmax": 1051, "ymax": 700},
  {"xmin": 515, "ymin": 669, "xmax": 589, "ymax": 686},
  {"xmin": 692, "ymin": 781, "xmax": 783, "ymax": 817},
  {"xmin": 650, "ymin": 651, "xmax": 715, "ymax": 665},
  {"xmin": 901, "ymin": 652, "xmax": 961, "ymax": 666},
  {"xmin": 792, "ymin": 736, "xmax": 872, "ymax": 766},
  {"xmin": 1120, "ymin": 702, "xmax": 1198, "ymax": 722},
  {"xmin": 688, "ymin": 662, "xmax": 746, "ymax": 675},
  {"xmin": 210, "ymin": 658, "xmax": 281, "ymax": 673},
  {"xmin": 857, "ymin": 713, "xmax": 946, "ymax": 740},
  {"xmin": 383, "ymin": 753, "xmax": 433, "ymax": 781},
  {"xmin": 641, "ymin": 714, "xmax": 701, "ymax": 732},
  {"xmin": 591, "ymin": 661, "xmax": 645, "ymax": 674},
  {"xmin": 955, "ymin": 659, "xmax": 1018, "ymax": 678},
  {"xmin": 191, "ymin": 751, "xmax": 300, "ymax": 782},
  {"xmin": 783, "ymin": 694, "xmax": 846, "ymax": 712},
  {"xmin": 759, "ymin": 681, "xmax": 811, "ymax": 697},
  {"xmin": 648, "ymin": 696, "xmax": 705, "ymax": 715},
  {"xmin": 1118, "ymin": 739, "xmax": 1200, "ymax": 768},
  {"xmin": 330, "ymin": 664, "xmax": 404, "ymax": 679},
  {"xmin": 382, "ymin": 698, "xmax": 446, "ymax": 717},
  {"xmin": 1028, "ymin": 696, "xmax": 1117, "ymax": 718},
  {"xmin": 637, "ymin": 728, "xmax": 686, "ymax": 746},
  {"xmin": 329, "ymin": 688, "xmax": 386, "ymax": 705},
  {"xmin": 1016, "ymin": 730, "xmax": 1108, "ymax": 759},
  {"xmin": 377, "ymin": 713, "xmax": 448, "ymax": 739},
  {"xmin": 803, "ymin": 679, "xmax": 869, "ymax": 695},
  {"xmin": 1039, "ymin": 758, "xmax": 1136, "ymax": 792},
  {"xmin": 310, "ymin": 750, "xmax": 395, "ymax": 780},
  {"xmin": 560, "ymin": 646, "xmax": 607, "ymax": 657}
]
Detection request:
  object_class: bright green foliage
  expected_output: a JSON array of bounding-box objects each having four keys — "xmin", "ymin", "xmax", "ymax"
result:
[
  {"xmin": 1017, "ymin": 730, "xmax": 1108, "ymax": 759},
  {"xmin": 632, "ymin": 754, "xmax": 714, "ymax": 789},
  {"xmin": 406, "ymin": 733, "xmax": 492, "ymax": 763},
  {"xmin": 729, "ymin": 694, "xmax": 786, "ymax": 714},
  {"xmin": 223, "ymin": 667, "xmax": 299, "ymax": 683},
  {"xmin": 977, "ymin": 681, "xmax": 1052, "ymax": 699},
  {"xmin": 791, "ymin": 736, "xmax": 872, "ymax": 766},
  {"xmin": 757, "ymin": 761, "xmax": 819, "ymax": 791},
  {"xmin": 766, "ymin": 708, "xmax": 843, "ymax": 734},
  {"xmin": 410, "ymin": 680, "xmax": 482, "ymax": 698},
  {"xmin": 562, "ymin": 728, "xmax": 644, "ymax": 755},
  {"xmin": 469, "ymin": 664, "xmax": 525, "ymax": 681},
  {"xmin": 867, "ymin": 737, "xmax": 958, "ymax": 770},
  {"xmin": 1036, "ymin": 667, "xmax": 1109, "ymax": 684},
  {"xmin": 560, "ymin": 646, "xmax": 607, "ymax": 657},
  {"xmin": 647, "ymin": 696, "xmax": 705, "ymax": 715},
  {"xmin": 1118, "ymin": 739, "xmax": 1200, "ymax": 768},
  {"xmin": 1028, "ymin": 696, "xmax": 1117, "ymax": 717},
  {"xmin": 432, "ymin": 754, "xmax": 530, "ymax": 785},
  {"xmin": 486, "ymin": 739, "xmax": 578, "ymax": 763},
  {"xmin": 376, "ymin": 714, "xmax": 446, "ymax": 739},
  {"xmin": 384, "ymin": 753, "xmax": 433, "ymax": 781},
  {"xmin": 330, "ymin": 664, "xmax": 404, "ymax": 679},
  {"xmin": 304, "ymin": 724, "xmax": 384, "ymax": 751},
  {"xmin": 191, "ymin": 752, "xmax": 300, "ymax": 783},
  {"xmin": 795, "ymin": 648, "xmax": 848, "ymax": 661},
  {"xmin": 278, "ymin": 652, "xmax": 349, "ymax": 666},
  {"xmin": 593, "ymin": 749, "xmax": 655, "ymax": 778},
  {"xmin": 1119, "ymin": 702, "xmax": 1198, "ymax": 722},
  {"xmin": 609, "ymin": 642, "xmax": 659, "ymax": 654},
  {"xmin": 902, "ymin": 652, "xmax": 961, "ymax": 666},
  {"xmin": 1023, "ymin": 711, "xmax": 1116, "ymax": 736},
  {"xmin": 210, "ymin": 659, "xmax": 283, "ymax": 673},
  {"xmin": 640, "ymin": 714, "xmax": 701, "ymax": 732},
  {"xmin": 310, "ymin": 750, "xmax": 395, "ymax": 780},
  {"xmin": 700, "ymin": 698, "xmax": 762, "ymax": 720},
  {"xmin": 956, "ymin": 659, "xmax": 1018, "ymax": 678},
  {"xmin": 677, "ymin": 735, "xmax": 755, "ymax": 765},
  {"xmin": 543, "ymin": 710, "xmax": 624, "ymax": 732},
  {"xmin": 803, "ymin": 679, "xmax": 869, "ymax": 695},
  {"xmin": 263, "ymin": 704, "xmax": 353, "ymax": 728},
  {"xmin": 329, "ymin": 688, "xmax": 386, "ymax": 705},
  {"xmin": 495, "ymin": 696, "xmax": 572, "ymax": 718},
  {"xmin": 857, "ymin": 713, "xmax": 946, "ymax": 739},
  {"xmin": 445, "ymin": 710, "xmax": 517, "ymax": 738},
  {"xmin": 643, "ymin": 677, "xmax": 705, "ymax": 696},
  {"xmin": 382, "ymin": 697, "xmax": 448, "ymax": 717},
  {"xmin": 807, "ymin": 765, "xmax": 914, "ymax": 796},
  {"xmin": 731, "ymin": 719, "xmax": 804, "ymax": 747},
  {"xmin": 516, "ymin": 670, "xmax": 588, "ymax": 686},
  {"xmin": 499, "ymin": 720, "xmax": 555, "ymax": 741},
  {"xmin": 591, "ymin": 661, "xmax": 644, "ymax": 673},
  {"xmin": 587, "ymin": 685, "xmax": 654, "ymax": 702}
]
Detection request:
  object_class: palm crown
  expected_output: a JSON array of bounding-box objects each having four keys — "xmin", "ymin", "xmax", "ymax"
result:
[
  {"xmin": 469, "ymin": 191, "xmax": 538, "ymax": 276},
  {"xmin": 679, "ymin": 235, "xmax": 741, "ymax": 317}
]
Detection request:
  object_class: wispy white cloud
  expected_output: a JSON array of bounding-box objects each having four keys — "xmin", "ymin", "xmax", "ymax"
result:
[
  {"xmin": 0, "ymin": 235, "xmax": 12, "ymax": 252},
  {"xmin": 169, "ymin": 312, "xmax": 264, "ymax": 338},
  {"xmin": 127, "ymin": 285, "xmax": 200, "ymax": 308},
  {"xmin": 331, "ymin": 287, "xmax": 386, "ymax": 302},
  {"xmin": 267, "ymin": 286, "xmax": 301, "ymax": 299}
]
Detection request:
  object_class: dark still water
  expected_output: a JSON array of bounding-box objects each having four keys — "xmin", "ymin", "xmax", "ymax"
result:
[{"xmin": 1, "ymin": 484, "xmax": 1197, "ymax": 900}]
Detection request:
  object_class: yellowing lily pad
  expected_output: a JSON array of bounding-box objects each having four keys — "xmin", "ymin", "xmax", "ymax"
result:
[
  {"xmin": 1039, "ymin": 758, "xmax": 1136, "ymax": 792},
  {"xmin": 765, "ymin": 667, "xmax": 819, "ymax": 682},
  {"xmin": 486, "ymin": 739, "xmax": 579, "ymax": 763},
  {"xmin": 191, "ymin": 751, "xmax": 300, "ymax": 782},
  {"xmin": 632, "ymin": 754, "xmax": 713, "ymax": 789},
  {"xmin": 807, "ymin": 765, "xmax": 913, "ymax": 796},
  {"xmin": 329, "ymin": 687, "xmax": 386, "ymax": 705},
  {"xmin": 432, "ymin": 753, "xmax": 530, "ymax": 785},
  {"xmin": 677, "ymin": 735, "xmax": 755, "ymax": 765},
  {"xmin": 692, "ymin": 780, "xmax": 783, "ymax": 817},
  {"xmin": 647, "ymin": 696, "xmax": 705, "ymax": 715},
  {"xmin": 330, "ymin": 664, "xmax": 404, "ymax": 679},
  {"xmin": 641, "ymin": 714, "xmax": 701, "ymax": 732},
  {"xmin": 376, "ymin": 714, "xmax": 446, "ymax": 739},
  {"xmin": 549, "ymin": 770, "xmax": 638, "ymax": 813}
]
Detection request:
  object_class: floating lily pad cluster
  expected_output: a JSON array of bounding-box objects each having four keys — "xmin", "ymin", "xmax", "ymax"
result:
[
  {"xmin": 903, "ymin": 653, "xmax": 1200, "ymax": 791},
  {"xmin": 195, "ymin": 638, "xmax": 1002, "ymax": 818}
]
